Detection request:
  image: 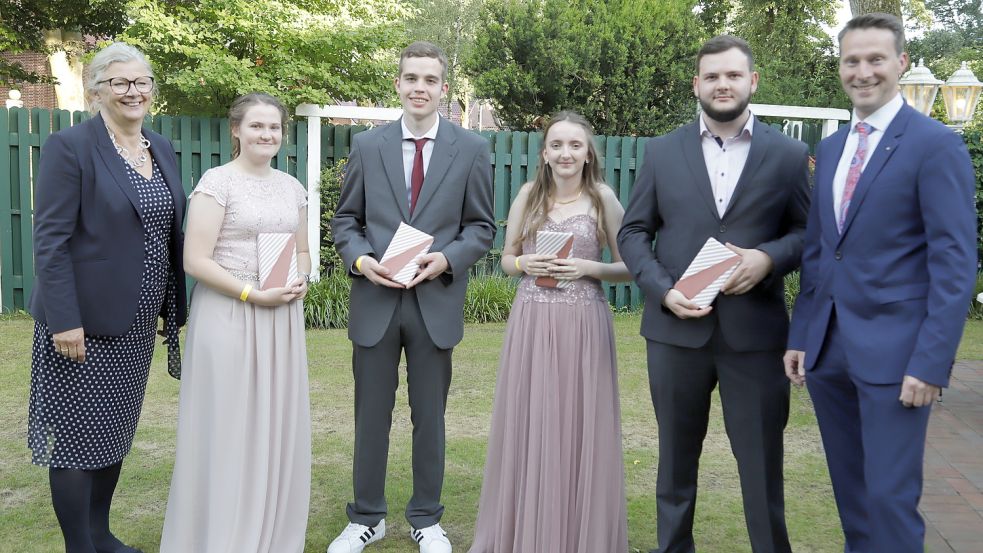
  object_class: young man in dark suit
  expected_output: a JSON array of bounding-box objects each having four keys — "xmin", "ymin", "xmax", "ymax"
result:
[
  {"xmin": 785, "ymin": 13, "xmax": 977, "ymax": 553},
  {"xmin": 618, "ymin": 35, "xmax": 810, "ymax": 553},
  {"xmin": 329, "ymin": 41, "xmax": 495, "ymax": 553}
]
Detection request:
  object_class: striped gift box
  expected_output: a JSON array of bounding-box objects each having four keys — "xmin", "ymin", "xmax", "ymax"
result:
[
  {"xmin": 675, "ymin": 237, "xmax": 741, "ymax": 308},
  {"xmin": 258, "ymin": 232, "xmax": 298, "ymax": 290},
  {"xmin": 380, "ymin": 222, "xmax": 435, "ymax": 286},
  {"xmin": 535, "ymin": 230, "xmax": 574, "ymax": 288}
]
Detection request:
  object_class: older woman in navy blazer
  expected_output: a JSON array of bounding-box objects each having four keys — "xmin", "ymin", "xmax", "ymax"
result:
[{"xmin": 27, "ymin": 42, "xmax": 186, "ymax": 553}]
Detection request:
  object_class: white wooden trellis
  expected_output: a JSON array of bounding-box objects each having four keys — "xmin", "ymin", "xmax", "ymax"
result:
[
  {"xmin": 295, "ymin": 103, "xmax": 403, "ymax": 279},
  {"xmin": 749, "ymin": 103, "xmax": 851, "ymax": 138}
]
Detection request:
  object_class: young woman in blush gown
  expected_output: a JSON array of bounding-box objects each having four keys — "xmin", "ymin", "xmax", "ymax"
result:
[
  {"xmin": 469, "ymin": 111, "xmax": 631, "ymax": 553},
  {"xmin": 160, "ymin": 93, "xmax": 311, "ymax": 553}
]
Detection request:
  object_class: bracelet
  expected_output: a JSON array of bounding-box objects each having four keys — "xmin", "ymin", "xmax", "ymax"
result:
[
  {"xmin": 355, "ymin": 255, "xmax": 365, "ymax": 273},
  {"xmin": 514, "ymin": 256, "xmax": 522, "ymax": 272},
  {"xmin": 239, "ymin": 284, "xmax": 253, "ymax": 302}
]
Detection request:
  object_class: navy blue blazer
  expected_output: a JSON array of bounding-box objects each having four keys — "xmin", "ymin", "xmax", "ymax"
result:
[
  {"xmin": 29, "ymin": 113, "xmax": 187, "ymax": 336},
  {"xmin": 788, "ymin": 104, "xmax": 977, "ymax": 387}
]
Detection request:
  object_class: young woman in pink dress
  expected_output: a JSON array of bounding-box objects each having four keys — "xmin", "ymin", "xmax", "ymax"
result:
[{"xmin": 469, "ymin": 111, "xmax": 632, "ymax": 553}]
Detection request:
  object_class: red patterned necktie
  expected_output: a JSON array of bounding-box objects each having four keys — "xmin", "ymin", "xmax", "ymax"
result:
[
  {"xmin": 838, "ymin": 122, "xmax": 873, "ymax": 233},
  {"xmin": 408, "ymin": 138, "xmax": 429, "ymax": 216}
]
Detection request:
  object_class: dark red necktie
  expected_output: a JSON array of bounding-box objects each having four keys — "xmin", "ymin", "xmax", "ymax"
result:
[{"xmin": 409, "ymin": 138, "xmax": 429, "ymax": 215}]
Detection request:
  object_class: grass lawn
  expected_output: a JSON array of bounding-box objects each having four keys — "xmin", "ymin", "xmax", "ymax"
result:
[{"xmin": 2, "ymin": 313, "xmax": 981, "ymax": 553}]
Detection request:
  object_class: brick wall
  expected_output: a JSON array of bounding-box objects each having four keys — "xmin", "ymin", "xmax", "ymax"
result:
[{"xmin": 1, "ymin": 52, "xmax": 57, "ymax": 109}]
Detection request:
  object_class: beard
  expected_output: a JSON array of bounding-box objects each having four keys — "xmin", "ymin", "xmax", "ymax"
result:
[{"xmin": 699, "ymin": 95, "xmax": 750, "ymax": 123}]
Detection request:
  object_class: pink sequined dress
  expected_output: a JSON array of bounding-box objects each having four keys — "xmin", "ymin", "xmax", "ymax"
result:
[{"xmin": 469, "ymin": 214, "xmax": 628, "ymax": 553}]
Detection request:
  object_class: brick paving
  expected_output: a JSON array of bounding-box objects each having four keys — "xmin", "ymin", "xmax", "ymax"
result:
[{"xmin": 922, "ymin": 360, "xmax": 983, "ymax": 553}]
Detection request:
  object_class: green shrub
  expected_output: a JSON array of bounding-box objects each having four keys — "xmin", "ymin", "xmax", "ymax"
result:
[
  {"xmin": 464, "ymin": 267, "xmax": 518, "ymax": 324},
  {"xmin": 304, "ymin": 267, "xmax": 518, "ymax": 328},
  {"xmin": 304, "ymin": 269, "xmax": 352, "ymax": 329},
  {"xmin": 969, "ymin": 271, "xmax": 983, "ymax": 321},
  {"xmin": 319, "ymin": 158, "xmax": 346, "ymax": 275},
  {"xmin": 784, "ymin": 271, "xmax": 800, "ymax": 312},
  {"xmin": 961, "ymin": 129, "xmax": 983, "ymax": 262}
]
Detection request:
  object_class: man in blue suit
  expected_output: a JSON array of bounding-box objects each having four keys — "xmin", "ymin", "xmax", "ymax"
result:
[{"xmin": 784, "ymin": 13, "xmax": 977, "ymax": 553}]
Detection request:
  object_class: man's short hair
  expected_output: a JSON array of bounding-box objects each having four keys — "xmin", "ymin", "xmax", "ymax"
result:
[
  {"xmin": 399, "ymin": 41, "xmax": 448, "ymax": 82},
  {"xmin": 696, "ymin": 35, "xmax": 754, "ymax": 73},
  {"xmin": 838, "ymin": 13, "xmax": 905, "ymax": 55}
]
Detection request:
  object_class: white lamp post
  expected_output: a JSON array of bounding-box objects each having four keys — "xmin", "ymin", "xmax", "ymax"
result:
[
  {"xmin": 6, "ymin": 89, "xmax": 24, "ymax": 109},
  {"xmin": 899, "ymin": 59, "xmax": 943, "ymax": 116},
  {"xmin": 940, "ymin": 62, "xmax": 983, "ymax": 131}
]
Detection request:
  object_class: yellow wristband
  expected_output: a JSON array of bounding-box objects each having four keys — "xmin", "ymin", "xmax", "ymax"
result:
[
  {"xmin": 240, "ymin": 284, "xmax": 252, "ymax": 302},
  {"xmin": 355, "ymin": 256, "xmax": 365, "ymax": 273},
  {"xmin": 514, "ymin": 256, "xmax": 522, "ymax": 272}
]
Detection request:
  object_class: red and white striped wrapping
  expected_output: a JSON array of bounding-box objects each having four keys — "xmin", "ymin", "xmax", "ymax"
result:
[
  {"xmin": 535, "ymin": 230, "xmax": 574, "ymax": 289},
  {"xmin": 258, "ymin": 232, "xmax": 298, "ymax": 290},
  {"xmin": 380, "ymin": 222, "xmax": 435, "ymax": 286},
  {"xmin": 675, "ymin": 237, "xmax": 741, "ymax": 308}
]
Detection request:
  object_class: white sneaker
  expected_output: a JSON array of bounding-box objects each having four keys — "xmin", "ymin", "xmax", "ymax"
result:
[
  {"xmin": 410, "ymin": 523, "xmax": 452, "ymax": 553},
  {"xmin": 327, "ymin": 520, "xmax": 386, "ymax": 553}
]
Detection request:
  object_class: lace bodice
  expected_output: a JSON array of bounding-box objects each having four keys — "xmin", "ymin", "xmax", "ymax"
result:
[
  {"xmin": 515, "ymin": 214, "xmax": 607, "ymax": 305},
  {"xmin": 190, "ymin": 165, "xmax": 308, "ymax": 278}
]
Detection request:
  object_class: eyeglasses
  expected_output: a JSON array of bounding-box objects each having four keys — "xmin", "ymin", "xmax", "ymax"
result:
[{"xmin": 97, "ymin": 76, "xmax": 155, "ymax": 95}]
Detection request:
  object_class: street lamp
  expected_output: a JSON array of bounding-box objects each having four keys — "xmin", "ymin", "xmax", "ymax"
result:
[
  {"xmin": 941, "ymin": 62, "xmax": 983, "ymax": 131},
  {"xmin": 899, "ymin": 59, "xmax": 943, "ymax": 116}
]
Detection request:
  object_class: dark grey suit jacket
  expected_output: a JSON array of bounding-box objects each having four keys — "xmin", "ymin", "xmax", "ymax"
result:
[
  {"xmin": 332, "ymin": 117, "xmax": 496, "ymax": 349},
  {"xmin": 617, "ymin": 116, "xmax": 810, "ymax": 352}
]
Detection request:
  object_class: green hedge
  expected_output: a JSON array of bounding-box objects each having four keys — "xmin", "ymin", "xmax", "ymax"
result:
[
  {"xmin": 963, "ymin": 129, "xmax": 983, "ymax": 263},
  {"xmin": 318, "ymin": 159, "xmax": 346, "ymax": 275}
]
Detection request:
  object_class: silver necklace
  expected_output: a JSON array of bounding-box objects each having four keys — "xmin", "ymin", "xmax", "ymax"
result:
[{"xmin": 108, "ymin": 128, "xmax": 151, "ymax": 168}]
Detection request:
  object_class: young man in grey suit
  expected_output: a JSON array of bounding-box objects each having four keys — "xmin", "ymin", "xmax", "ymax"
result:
[
  {"xmin": 329, "ymin": 41, "xmax": 496, "ymax": 553},
  {"xmin": 617, "ymin": 35, "xmax": 810, "ymax": 553}
]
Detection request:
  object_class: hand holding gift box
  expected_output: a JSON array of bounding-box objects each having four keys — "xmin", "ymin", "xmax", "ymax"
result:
[
  {"xmin": 674, "ymin": 237, "xmax": 741, "ymax": 308},
  {"xmin": 379, "ymin": 222, "xmax": 435, "ymax": 286},
  {"xmin": 535, "ymin": 230, "xmax": 574, "ymax": 288},
  {"xmin": 258, "ymin": 233, "xmax": 299, "ymax": 290}
]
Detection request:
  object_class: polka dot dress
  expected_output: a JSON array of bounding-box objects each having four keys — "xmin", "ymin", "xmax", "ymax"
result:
[{"xmin": 28, "ymin": 156, "xmax": 175, "ymax": 470}]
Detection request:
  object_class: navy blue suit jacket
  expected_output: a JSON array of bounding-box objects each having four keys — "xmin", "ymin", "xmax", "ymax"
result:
[
  {"xmin": 788, "ymin": 104, "xmax": 977, "ymax": 387},
  {"xmin": 29, "ymin": 113, "xmax": 187, "ymax": 336}
]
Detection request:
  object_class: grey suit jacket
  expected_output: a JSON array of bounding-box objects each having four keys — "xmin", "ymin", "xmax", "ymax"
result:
[
  {"xmin": 617, "ymin": 116, "xmax": 810, "ymax": 352},
  {"xmin": 332, "ymin": 117, "xmax": 496, "ymax": 349}
]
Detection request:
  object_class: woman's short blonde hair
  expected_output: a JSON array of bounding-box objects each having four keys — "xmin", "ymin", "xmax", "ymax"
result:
[{"xmin": 85, "ymin": 42, "xmax": 155, "ymax": 113}]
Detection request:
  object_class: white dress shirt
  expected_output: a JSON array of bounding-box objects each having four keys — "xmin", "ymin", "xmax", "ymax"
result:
[
  {"xmin": 401, "ymin": 116, "xmax": 440, "ymax": 204},
  {"xmin": 700, "ymin": 113, "xmax": 755, "ymax": 217},
  {"xmin": 832, "ymin": 93, "xmax": 904, "ymax": 220}
]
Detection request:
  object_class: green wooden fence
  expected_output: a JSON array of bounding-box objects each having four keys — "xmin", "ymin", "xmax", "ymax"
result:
[{"xmin": 1, "ymin": 107, "xmax": 827, "ymax": 314}]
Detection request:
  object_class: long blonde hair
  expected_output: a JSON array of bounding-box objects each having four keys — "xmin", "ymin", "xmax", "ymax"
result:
[{"xmin": 515, "ymin": 111, "xmax": 608, "ymax": 247}]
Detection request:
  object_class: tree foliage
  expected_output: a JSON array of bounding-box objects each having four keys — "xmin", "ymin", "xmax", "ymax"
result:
[
  {"xmin": 465, "ymin": 0, "xmax": 703, "ymax": 136},
  {"xmin": 694, "ymin": 0, "xmax": 734, "ymax": 37},
  {"xmin": 0, "ymin": 0, "xmax": 128, "ymax": 85},
  {"xmin": 733, "ymin": 0, "xmax": 846, "ymax": 110},
  {"xmin": 850, "ymin": 0, "xmax": 903, "ymax": 18},
  {"xmin": 405, "ymin": 0, "xmax": 484, "ymax": 110},
  {"xmin": 118, "ymin": 0, "xmax": 408, "ymax": 116}
]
